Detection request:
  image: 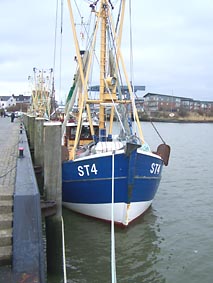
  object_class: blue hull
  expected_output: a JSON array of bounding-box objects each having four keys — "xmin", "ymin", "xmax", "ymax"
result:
[{"xmin": 62, "ymin": 149, "xmax": 163, "ymax": 225}]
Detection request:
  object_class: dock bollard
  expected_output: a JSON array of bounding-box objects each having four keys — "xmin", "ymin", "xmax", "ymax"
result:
[
  {"xmin": 20, "ymin": 123, "xmax": 23, "ymax": 134},
  {"xmin": 19, "ymin": 147, "xmax": 24, "ymax": 158}
]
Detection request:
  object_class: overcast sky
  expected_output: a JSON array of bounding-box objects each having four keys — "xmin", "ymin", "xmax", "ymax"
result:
[{"xmin": 0, "ymin": 0, "xmax": 213, "ymax": 102}]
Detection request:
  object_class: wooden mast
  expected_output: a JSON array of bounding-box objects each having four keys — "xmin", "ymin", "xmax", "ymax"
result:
[
  {"xmin": 67, "ymin": 0, "xmax": 105, "ymax": 158},
  {"xmin": 65, "ymin": 0, "xmax": 144, "ymax": 156},
  {"xmin": 99, "ymin": 0, "xmax": 107, "ymax": 132},
  {"xmin": 67, "ymin": 0, "xmax": 89, "ymax": 158}
]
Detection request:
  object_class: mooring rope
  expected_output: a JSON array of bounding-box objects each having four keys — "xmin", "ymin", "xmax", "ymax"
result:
[
  {"xmin": 111, "ymin": 151, "xmax": 117, "ymax": 283},
  {"xmin": 61, "ymin": 215, "xmax": 67, "ymax": 283}
]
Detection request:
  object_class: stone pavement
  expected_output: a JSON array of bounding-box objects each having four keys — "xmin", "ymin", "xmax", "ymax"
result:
[{"xmin": 0, "ymin": 116, "xmax": 20, "ymax": 265}]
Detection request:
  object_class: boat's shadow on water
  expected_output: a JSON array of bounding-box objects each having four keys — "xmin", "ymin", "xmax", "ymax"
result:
[{"xmin": 62, "ymin": 206, "xmax": 166, "ymax": 283}]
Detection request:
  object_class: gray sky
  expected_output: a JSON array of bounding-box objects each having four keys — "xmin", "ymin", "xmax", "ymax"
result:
[{"xmin": 0, "ymin": 0, "xmax": 213, "ymax": 102}]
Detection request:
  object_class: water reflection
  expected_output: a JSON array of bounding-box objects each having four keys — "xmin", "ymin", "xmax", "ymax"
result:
[{"xmin": 62, "ymin": 207, "xmax": 165, "ymax": 283}]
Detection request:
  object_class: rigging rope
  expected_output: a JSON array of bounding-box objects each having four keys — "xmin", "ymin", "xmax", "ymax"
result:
[
  {"xmin": 59, "ymin": 0, "xmax": 64, "ymax": 99},
  {"xmin": 106, "ymin": 11, "xmax": 128, "ymax": 137},
  {"xmin": 128, "ymin": 0, "xmax": 137, "ymax": 135},
  {"xmin": 129, "ymin": 0, "xmax": 133, "ymax": 84},
  {"xmin": 150, "ymin": 119, "xmax": 166, "ymax": 144},
  {"xmin": 115, "ymin": 0, "xmax": 122, "ymax": 32},
  {"xmin": 72, "ymin": 0, "xmax": 98, "ymax": 95},
  {"xmin": 145, "ymin": 109, "xmax": 166, "ymax": 144},
  {"xmin": 53, "ymin": 0, "xmax": 59, "ymax": 73},
  {"xmin": 135, "ymin": 92, "xmax": 167, "ymax": 144}
]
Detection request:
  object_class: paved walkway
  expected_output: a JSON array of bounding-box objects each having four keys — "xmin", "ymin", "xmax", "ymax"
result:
[
  {"xmin": 0, "ymin": 117, "xmax": 20, "ymax": 196},
  {"xmin": 0, "ymin": 116, "xmax": 45, "ymax": 282},
  {"xmin": 0, "ymin": 116, "xmax": 20, "ymax": 269}
]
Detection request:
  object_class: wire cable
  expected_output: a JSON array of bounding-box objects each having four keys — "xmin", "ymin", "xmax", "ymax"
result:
[
  {"xmin": 59, "ymin": 0, "xmax": 64, "ymax": 99},
  {"xmin": 53, "ymin": 0, "xmax": 59, "ymax": 73}
]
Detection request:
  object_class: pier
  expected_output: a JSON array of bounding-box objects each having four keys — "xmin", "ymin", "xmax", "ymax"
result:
[
  {"xmin": 0, "ymin": 117, "xmax": 19, "ymax": 266},
  {"xmin": 0, "ymin": 115, "xmax": 64, "ymax": 282},
  {"xmin": 0, "ymin": 116, "xmax": 45, "ymax": 282}
]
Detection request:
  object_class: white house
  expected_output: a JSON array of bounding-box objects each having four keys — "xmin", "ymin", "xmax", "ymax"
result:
[
  {"xmin": 0, "ymin": 95, "xmax": 16, "ymax": 109},
  {"xmin": 0, "ymin": 94, "xmax": 31, "ymax": 110}
]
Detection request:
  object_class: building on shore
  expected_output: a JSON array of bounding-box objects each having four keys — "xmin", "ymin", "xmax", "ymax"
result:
[
  {"xmin": 140, "ymin": 93, "xmax": 213, "ymax": 116},
  {"xmin": 0, "ymin": 95, "xmax": 16, "ymax": 109},
  {"xmin": 1, "ymin": 92, "xmax": 212, "ymax": 117},
  {"xmin": 0, "ymin": 94, "xmax": 31, "ymax": 111}
]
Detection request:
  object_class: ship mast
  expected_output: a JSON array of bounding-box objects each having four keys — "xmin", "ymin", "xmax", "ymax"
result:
[
  {"xmin": 66, "ymin": 0, "xmax": 145, "ymax": 147},
  {"xmin": 28, "ymin": 68, "xmax": 53, "ymax": 119},
  {"xmin": 99, "ymin": 0, "xmax": 117, "ymax": 140},
  {"xmin": 99, "ymin": 0, "xmax": 107, "ymax": 131}
]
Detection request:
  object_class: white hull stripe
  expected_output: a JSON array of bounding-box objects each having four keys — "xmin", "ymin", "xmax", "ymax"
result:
[{"xmin": 62, "ymin": 200, "xmax": 153, "ymax": 226}]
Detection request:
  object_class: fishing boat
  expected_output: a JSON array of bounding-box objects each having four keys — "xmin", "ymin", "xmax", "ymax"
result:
[
  {"xmin": 62, "ymin": 0, "xmax": 170, "ymax": 226},
  {"xmin": 28, "ymin": 67, "xmax": 55, "ymax": 119}
]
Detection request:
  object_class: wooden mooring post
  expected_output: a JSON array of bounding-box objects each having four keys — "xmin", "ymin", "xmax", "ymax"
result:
[
  {"xmin": 34, "ymin": 118, "xmax": 46, "ymax": 195},
  {"xmin": 28, "ymin": 115, "xmax": 36, "ymax": 151},
  {"xmin": 22, "ymin": 114, "xmax": 28, "ymax": 134},
  {"xmin": 43, "ymin": 121, "xmax": 63, "ymax": 276},
  {"xmin": 34, "ymin": 118, "xmax": 45, "ymax": 169}
]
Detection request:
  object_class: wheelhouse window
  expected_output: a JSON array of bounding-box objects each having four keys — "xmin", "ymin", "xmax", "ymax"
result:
[{"xmin": 67, "ymin": 125, "xmax": 99, "ymax": 140}]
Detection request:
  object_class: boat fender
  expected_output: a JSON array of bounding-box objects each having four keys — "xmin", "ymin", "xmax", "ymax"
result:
[{"xmin": 156, "ymin": 144, "xmax": 171, "ymax": 166}]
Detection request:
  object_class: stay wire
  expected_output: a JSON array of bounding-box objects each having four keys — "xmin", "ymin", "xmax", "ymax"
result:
[
  {"xmin": 129, "ymin": 0, "xmax": 133, "ymax": 84},
  {"xmin": 53, "ymin": 0, "xmax": 59, "ymax": 73},
  {"xmin": 129, "ymin": 1, "xmax": 157, "ymax": 145},
  {"xmin": 148, "ymin": 116, "xmax": 166, "ymax": 144},
  {"xmin": 135, "ymin": 93, "xmax": 166, "ymax": 144},
  {"xmin": 73, "ymin": 0, "xmax": 99, "ymax": 89},
  {"xmin": 59, "ymin": 0, "xmax": 64, "ymax": 98},
  {"xmin": 128, "ymin": 0, "xmax": 137, "ymax": 133},
  {"xmin": 115, "ymin": 0, "xmax": 122, "ymax": 32}
]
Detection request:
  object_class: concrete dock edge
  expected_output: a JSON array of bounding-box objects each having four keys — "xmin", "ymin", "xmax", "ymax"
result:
[{"xmin": 12, "ymin": 123, "xmax": 45, "ymax": 282}]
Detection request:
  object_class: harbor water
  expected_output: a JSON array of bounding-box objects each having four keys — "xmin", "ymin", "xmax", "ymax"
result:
[{"xmin": 49, "ymin": 122, "xmax": 213, "ymax": 283}]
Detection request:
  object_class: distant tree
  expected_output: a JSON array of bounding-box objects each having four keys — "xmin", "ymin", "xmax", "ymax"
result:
[
  {"xmin": 179, "ymin": 106, "xmax": 189, "ymax": 117},
  {"xmin": 196, "ymin": 109, "xmax": 204, "ymax": 116},
  {"xmin": 7, "ymin": 103, "xmax": 28, "ymax": 113}
]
